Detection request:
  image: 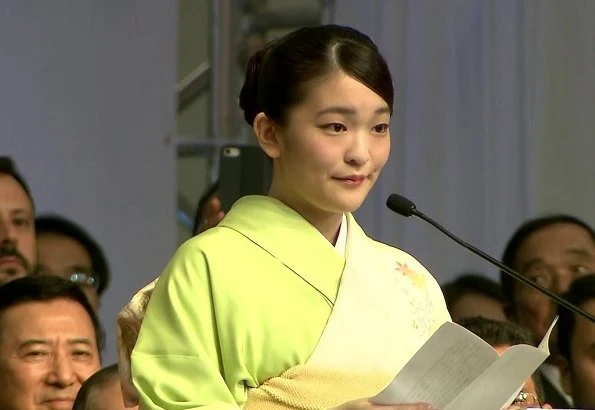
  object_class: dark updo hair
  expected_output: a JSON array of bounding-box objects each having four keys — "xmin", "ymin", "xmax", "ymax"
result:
[{"xmin": 239, "ymin": 24, "xmax": 394, "ymax": 127}]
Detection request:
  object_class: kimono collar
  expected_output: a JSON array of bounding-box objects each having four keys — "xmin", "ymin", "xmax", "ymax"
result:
[
  {"xmin": 220, "ymin": 196, "xmax": 347, "ymax": 304},
  {"xmin": 334, "ymin": 213, "xmax": 348, "ymax": 257}
]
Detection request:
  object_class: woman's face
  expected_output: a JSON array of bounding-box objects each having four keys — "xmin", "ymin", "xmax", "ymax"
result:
[{"xmin": 268, "ymin": 71, "xmax": 391, "ymax": 217}]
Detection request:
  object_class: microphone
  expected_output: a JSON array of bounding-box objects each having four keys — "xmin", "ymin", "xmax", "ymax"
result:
[{"xmin": 386, "ymin": 193, "xmax": 595, "ymax": 324}]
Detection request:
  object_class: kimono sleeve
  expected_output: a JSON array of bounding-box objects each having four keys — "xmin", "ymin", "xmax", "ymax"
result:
[{"xmin": 130, "ymin": 240, "xmax": 243, "ymax": 410}]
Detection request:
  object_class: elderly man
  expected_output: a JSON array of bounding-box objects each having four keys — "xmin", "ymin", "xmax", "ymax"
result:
[
  {"xmin": 0, "ymin": 156, "xmax": 36, "ymax": 285},
  {"xmin": 500, "ymin": 214, "xmax": 595, "ymax": 407},
  {"xmin": 0, "ymin": 275, "xmax": 102, "ymax": 409}
]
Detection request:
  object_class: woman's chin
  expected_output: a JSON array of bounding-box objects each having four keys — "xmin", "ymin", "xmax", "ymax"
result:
[{"xmin": 329, "ymin": 197, "xmax": 366, "ymax": 214}]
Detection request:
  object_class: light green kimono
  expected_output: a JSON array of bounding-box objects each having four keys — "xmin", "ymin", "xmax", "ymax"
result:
[{"xmin": 130, "ymin": 196, "xmax": 450, "ymax": 409}]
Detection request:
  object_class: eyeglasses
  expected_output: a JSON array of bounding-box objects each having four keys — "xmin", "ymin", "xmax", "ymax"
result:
[
  {"xmin": 523, "ymin": 265, "xmax": 593, "ymax": 290},
  {"xmin": 70, "ymin": 272, "xmax": 100, "ymax": 290},
  {"xmin": 36, "ymin": 267, "xmax": 101, "ymax": 291},
  {"xmin": 512, "ymin": 391, "xmax": 541, "ymax": 408}
]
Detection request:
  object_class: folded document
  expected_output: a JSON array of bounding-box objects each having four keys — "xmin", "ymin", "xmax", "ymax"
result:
[{"xmin": 372, "ymin": 318, "xmax": 558, "ymax": 410}]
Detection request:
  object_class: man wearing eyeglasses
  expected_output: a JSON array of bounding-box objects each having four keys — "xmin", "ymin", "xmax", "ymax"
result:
[
  {"xmin": 35, "ymin": 215, "xmax": 110, "ymax": 311},
  {"xmin": 500, "ymin": 215, "xmax": 595, "ymax": 408}
]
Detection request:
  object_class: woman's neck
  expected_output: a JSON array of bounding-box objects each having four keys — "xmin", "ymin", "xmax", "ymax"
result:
[
  {"xmin": 268, "ymin": 190, "xmax": 343, "ymax": 244},
  {"xmin": 306, "ymin": 210, "xmax": 343, "ymax": 245}
]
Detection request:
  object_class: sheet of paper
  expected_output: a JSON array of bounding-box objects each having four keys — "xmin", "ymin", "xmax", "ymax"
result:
[
  {"xmin": 372, "ymin": 322, "xmax": 499, "ymax": 408},
  {"xmin": 444, "ymin": 344, "xmax": 548, "ymax": 410},
  {"xmin": 372, "ymin": 318, "xmax": 557, "ymax": 409},
  {"xmin": 498, "ymin": 316, "xmax": 559, "ymax": 409},
  {"xmin": 538, "ymin": 316, "xmax": 558, "ymax": 353}
]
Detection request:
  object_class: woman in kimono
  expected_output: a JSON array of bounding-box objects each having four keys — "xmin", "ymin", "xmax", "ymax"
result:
[{"xmin": 122, "ymin": 24, "xmax": 451, "ymax": 409}]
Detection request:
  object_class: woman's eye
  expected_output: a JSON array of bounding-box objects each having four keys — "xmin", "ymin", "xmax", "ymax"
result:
[
  {"xmin": 372, "ymin": 124, "xmax": 389, "ymax": 133},
  {"xmin": 322, "ymin": 123, "xmax": 347, "ymax": 133}
]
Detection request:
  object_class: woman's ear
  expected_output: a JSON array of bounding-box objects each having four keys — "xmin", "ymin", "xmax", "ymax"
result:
[{"xmin": 253, "ymin": 112, "xmax": 281, "ymax": 159}]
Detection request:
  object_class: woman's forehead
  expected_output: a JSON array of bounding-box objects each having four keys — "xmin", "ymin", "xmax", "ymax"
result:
[{"xmin": 296, "ymin": 72, "xmax": 389, "ymax": 115}]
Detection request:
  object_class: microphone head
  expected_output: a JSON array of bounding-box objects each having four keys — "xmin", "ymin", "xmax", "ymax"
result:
[{"xmin": 386, "ymin": 193, "xmax": 417, "ymax": 217}]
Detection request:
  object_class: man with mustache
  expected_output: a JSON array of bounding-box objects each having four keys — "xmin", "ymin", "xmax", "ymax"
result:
[{"xmin": 0, "ymin": 156, "xmax": 36, "ymax": 285}]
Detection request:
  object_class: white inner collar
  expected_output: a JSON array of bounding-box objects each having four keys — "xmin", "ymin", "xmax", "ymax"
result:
[{"xmin": 334, "ymin": 214, "xmax": 347, "ymax": 257}]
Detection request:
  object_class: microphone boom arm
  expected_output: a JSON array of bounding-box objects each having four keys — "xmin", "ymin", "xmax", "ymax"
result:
[{"xmin": 410, "ymin": 208, "xmax": 595, "ymax": 324}]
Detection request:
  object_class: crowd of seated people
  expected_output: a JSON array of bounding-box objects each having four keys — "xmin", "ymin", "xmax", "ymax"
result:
[
  {"xmin": 1, "ymin": 153, "xmax": 595, "ymax": 409},
  {"xmin": 442, "ymin": 215, "xmax": 595, "ymax": 408}
]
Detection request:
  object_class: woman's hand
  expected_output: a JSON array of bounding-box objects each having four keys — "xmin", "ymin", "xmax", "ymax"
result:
[
  {"xmin": 334, "ymin": 399, "xmax": 437, "ymax": 410},
  {"xmin": 506, "ymin": 404, "xmax": 552, "ymax": 409}
]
